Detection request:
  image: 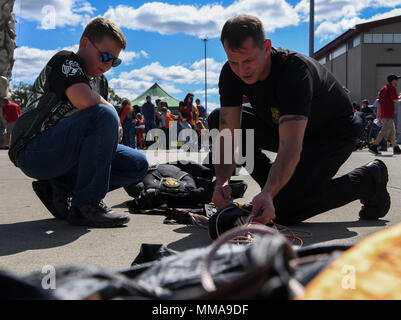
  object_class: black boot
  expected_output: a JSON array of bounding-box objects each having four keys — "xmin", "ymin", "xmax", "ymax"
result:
[
  {"xmin": 32, "ymin": 180, "xmax": 70, "ymax": 219},
  {"xmin": 368, "ymin": 144, "xmax": 381, "ymax": 155},
  {"xmin": 393, "ymin": 145, "xmax": 401, "ymax": 155},
  {"xmin": 359, "ymin": 160, "xmax": 390, "ymax": 220},
  {"xmin": 67, "ymin": 201, "xmax": 130, "ymax": 228}
]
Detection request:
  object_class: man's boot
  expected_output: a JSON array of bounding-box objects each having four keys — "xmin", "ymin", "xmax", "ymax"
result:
[
  {"xmin": 359, "ymin": 159, "xmax": 390, "ymax": 220},
  {"xmin": 32, "ymin": 180, "xmax": 70, "ymax": 219},
  {"xmin": 368, "ymin": 144, "xmax": 381, "ymax": 155},
  {"xmin": 67, "ymin": 201, "xmax": 130, "ymax": 228},
  {"xmin": 393, "ymin": 145, "xmax": 401, "ymax": 155}
]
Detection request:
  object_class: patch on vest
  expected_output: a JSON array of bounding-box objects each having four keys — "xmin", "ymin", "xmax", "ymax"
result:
[{"xmin": 163, "ymin": 177, "xmax": 180, "ymax": 189}]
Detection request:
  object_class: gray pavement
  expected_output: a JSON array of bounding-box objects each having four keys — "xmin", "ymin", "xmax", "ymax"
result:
[{"xmin": 0, "ymin": 148, "xmax": 400, "ymax": 276}]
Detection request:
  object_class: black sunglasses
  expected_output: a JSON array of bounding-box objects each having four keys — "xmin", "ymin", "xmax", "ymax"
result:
[{"xmin": 90, "ymin": 40, "xmax": 122, "ymax": 68}]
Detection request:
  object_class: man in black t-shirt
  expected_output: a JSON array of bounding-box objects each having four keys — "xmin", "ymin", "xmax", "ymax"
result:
[
  {"xmin": 210, "ymin": 15, "xmax": 390, "ymax": 225},
  {"xmin": 9, "ymin": 18, "xmax": 149, "ymax": 228}
]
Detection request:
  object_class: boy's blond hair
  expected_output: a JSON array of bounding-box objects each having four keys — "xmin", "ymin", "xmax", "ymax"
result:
[{"xmin": 81, "ymin": 17, "xmax": 127, "ymax": 50}]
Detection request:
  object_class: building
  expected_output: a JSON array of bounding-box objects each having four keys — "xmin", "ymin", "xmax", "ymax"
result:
[{"xmin": 314, "ymin": 15, "xmax": 401, "ymax": 105}]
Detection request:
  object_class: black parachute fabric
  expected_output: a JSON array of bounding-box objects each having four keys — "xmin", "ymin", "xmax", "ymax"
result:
[{"xmin": 0, "ymin": 232, "xmax": 350, "ymax": 300}]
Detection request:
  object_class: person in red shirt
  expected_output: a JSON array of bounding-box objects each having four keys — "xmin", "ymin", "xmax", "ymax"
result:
[
  {"xmin": 135, "ymin": 113, "xmax": 145, "ymax": 149},
  {"xmin": 369, "ymin": 74, "xmax": 401, "ymax": 155},
  {"xmin": 1, "ymin": 98, "xmax": 21, "ymax": 149},
  {"xmin": 178, "ymin": 93, "xmax": 194, "ymax": 129},
  {"xmin": 119, "ymin": 98, "xmax": 133, "ymax": 147}
]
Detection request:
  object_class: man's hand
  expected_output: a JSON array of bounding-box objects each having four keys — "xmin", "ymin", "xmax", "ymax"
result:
[
  {"xmin": 251, "ymin": 191, "xmax": 276, "ymax": 225},
  {"xmin": 212, "ymin": 184, "xmax": 233, "ymax": 208}
]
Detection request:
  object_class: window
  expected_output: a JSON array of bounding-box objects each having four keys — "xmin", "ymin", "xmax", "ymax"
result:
[
  {"xmin": 364, "ymin": 33, "xmax": 401, "ymax": 44},
  {"xmin": 330, "ymin": 45, "xmax": 346, "ymax": 60},
  {"xmin": 364, "ymin": 33, "xmax": 373, "ymax": 43},
  {"xmin": 372, "ymin": 33, "xmax": 383, "ymax": 43},
  {"xmin": 353, "ymin": 36, "xmax": 361, "ymax": 47},
  {"xmin": 383, "ymin": 34, "xmax": 393, "ymax": 43}
]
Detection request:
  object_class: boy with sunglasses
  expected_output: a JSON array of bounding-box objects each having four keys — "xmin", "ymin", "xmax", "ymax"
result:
[{"xmin": 8, "ymin": 18, "xmax": 149, "ymax": 228}]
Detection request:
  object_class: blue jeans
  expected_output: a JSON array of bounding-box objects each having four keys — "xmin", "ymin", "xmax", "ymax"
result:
[
  {"xmin": 18, "ymin": 104, "xmax": 149, "ymax": 206},
  {"xmin": 121, "ymin": 121, "xmax": 133, "ymax": 147}
]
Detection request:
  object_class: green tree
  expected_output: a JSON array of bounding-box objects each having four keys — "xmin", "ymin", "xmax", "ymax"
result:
[
  {"xmin": 108, "ymin": 87, "xmax": 122, "ymax": 106},
  {"xmin": 10, "ymin": 81, "xmax": 32, "ymax": 109}
]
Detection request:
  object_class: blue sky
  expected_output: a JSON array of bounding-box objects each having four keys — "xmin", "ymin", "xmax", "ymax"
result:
[{"xmin": 12, "ymin": 0, "xmax": 401, "ymax": 111}]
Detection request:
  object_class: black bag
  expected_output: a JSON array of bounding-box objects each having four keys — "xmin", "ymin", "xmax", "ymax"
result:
[{"xmin": 124, "ymin": 162, "xmax": 247, "ymax": 210}]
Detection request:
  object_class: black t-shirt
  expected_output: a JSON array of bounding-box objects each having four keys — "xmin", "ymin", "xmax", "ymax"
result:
[
  {"xmin": 9, "ymin": 50, "xmax": 109, "ymax": 166},
  {"xmin": 219, "ymin": 47, "xmax": 354, "ymax": 141}
]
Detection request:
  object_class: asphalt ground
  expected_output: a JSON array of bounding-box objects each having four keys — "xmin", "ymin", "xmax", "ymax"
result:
[{"xmin": 0, "ymin": 147, "xmax": 400, "ymax": 276}]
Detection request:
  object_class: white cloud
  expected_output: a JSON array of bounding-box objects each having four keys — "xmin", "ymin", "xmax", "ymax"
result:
[
  {"xmin": 108, "ymin": 78, "xmax": 154, "ymax": 100},
  {"xmin": 108, "ymin": 78, "xmax": 182, "ymax": 100},
  {"xmin": 315, "ymin": 8, "xmax": 401, "ymax": 41},
  {"xmin": 118, "ymin": 58, "xmax": 223, "ymax": 87},
  {"xmin": 13, "ymin": 46, "xmax": 60, "ymax": 82},
  {"xmin": 119, "ymin": 50, "xmax": 149, "ymax": 65},
  {"xmin": 12, "ymin": 45, "xmax": 149, "ymax": 83},
  {"xmin": 104, "ymin": 0, "xmax": 300, "ymax": 38},
  {"xmin": 296, "ymin": 0, "xmax": 401, "ymax": 40},
  {"xmin": 107, "ymin": 57, "xmax": 224, "ymax": 101},
  {"xmin": 190, "ymin": 58, "xmax": 224, "ymax": 73},
  {"xmin": 315, "ymin": 17, "xmax": 364, "ymax": 41},
  {"xmin": 193, "ymin": 87, "xmax": 219, "ymax": 95},
  {"xmin": 140, "ymin": 50, "xmax": 149, "ymax": 59},
  {"xmin": 206, "ymin": 101, "xmax": 219, "ymax": 112},
  {"xmin": 364, "ymin": 7, "xmax": 401, "ymax": 22},
  {"xmin": 15, "ymin": 0, "xmax": 96, "ymax": 29}
]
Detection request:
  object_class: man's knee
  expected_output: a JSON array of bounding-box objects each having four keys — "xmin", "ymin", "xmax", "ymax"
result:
[
  {"xmin": 136, "ymin": 153, "xmax": 149, "ymax": 178},
  {"xmin": 125, "ymin": 151, "xmax": 149, "ymax": 184},
  {"xmin": 273, "ymin": 192, "xmax": 310, "ymax": 225},
  {"xmin": 90, "ymin": 104, "xmax": 120, "ymax": 130}
]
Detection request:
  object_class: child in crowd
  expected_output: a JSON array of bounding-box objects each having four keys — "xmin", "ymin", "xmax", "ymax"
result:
[{"xmin": 135, "ymin": 113, "xmax": 145, "ymax": 149}]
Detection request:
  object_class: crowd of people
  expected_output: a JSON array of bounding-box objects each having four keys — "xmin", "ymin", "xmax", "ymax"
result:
[
  {"xmin": 118, "ymin": 93, "xmax": 208, "ymax": 150},
  {"xmin": 352, "ymin": 74, "xmax": 401, "ymax": 155}
]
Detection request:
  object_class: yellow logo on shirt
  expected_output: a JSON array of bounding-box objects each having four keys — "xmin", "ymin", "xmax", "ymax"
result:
[{"xmin": 271, "ymin": 108, "xmax": 280, "ymax": 124}]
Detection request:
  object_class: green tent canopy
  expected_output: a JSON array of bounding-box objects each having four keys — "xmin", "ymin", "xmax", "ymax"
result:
[{"xmin": 131, "ymin": 83, "xmax": 180, "ymax": 114}]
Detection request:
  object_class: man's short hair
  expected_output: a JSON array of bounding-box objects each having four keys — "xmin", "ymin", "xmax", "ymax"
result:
[
  {"xmin": 220, "ymin": 15, "xmax": 266, "ymax": 50},
  {"xmin": 121, "ymin": 98, "xmax": 131, "ymax": 107},
  {"xmin": 81, "ymin": 17, "xmax": 127, "ymax": 50},
  {"xmin": 146, "ymin": 96, "xmax": 151, "ymax": 100}
]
